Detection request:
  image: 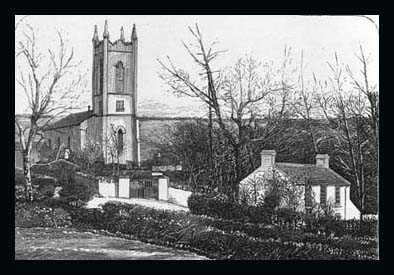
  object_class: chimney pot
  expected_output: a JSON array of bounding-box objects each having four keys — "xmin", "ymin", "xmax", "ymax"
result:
[
  {"xmin": 260, "ymin": 150, "xmax": 276, "ymax": 170},
  {"xmin": 88, "ymin": 105, "xmax": 91, "ymax": 111},
  {"xmin": 316, "ymin": 154, "xmax": 330, "ymax": 168}
]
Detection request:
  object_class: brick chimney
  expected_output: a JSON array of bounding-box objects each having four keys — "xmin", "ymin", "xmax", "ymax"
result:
[
  {"xmin": 260, "ymin": 150, "xmax": 276, "ymax": 170},
  {"xmin": 316, "ymin": 154, "xmax": 330, "ymax": 168}
]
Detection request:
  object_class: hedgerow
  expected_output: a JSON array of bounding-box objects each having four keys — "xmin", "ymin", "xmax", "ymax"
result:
[
  {"xmin": 70, "ymin": 201, "xmax": 377, "ymax": 260},
  {"xmin": 188, "ymin": 193, "xmax": 377, "ymax": 238},
  {"xmin": 15, "ymin": 202, "xmax": 72, "ymax": 228}
]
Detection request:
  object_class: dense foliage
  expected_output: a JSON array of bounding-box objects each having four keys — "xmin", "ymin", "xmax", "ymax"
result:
[
  {"xmin": 152, "ymin": 118, "xmax": 377, "ymax": 214},
  {"xmin": 15, "ymin": 202, "xmax": 72, "ymax": 228},
  {"xmin": 70, "ymin": 202, "xmax": 377, "ymax": 260},
  {"xmin": 188, "ymin": 192, "xmax": 273, "ymax": 224},
  {"xmin": 188, "ymin": 193, "xmax": 377, "ymax": 238},
  {"xmin": 16, "ymin": 160, "xmax": 98, "ymax": 205}
]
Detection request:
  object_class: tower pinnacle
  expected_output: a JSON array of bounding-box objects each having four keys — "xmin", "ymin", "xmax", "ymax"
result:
[
  {"xmin": 103, "ymin": 20, "xmax": 109, "ymax": 39},
  {"xmin": 92, "ymin": 25, "xmax": 99, "ymax": 42},
  {"xmin": 120, "ymin": 26, "xmax": 125, "ymax": 41},
  {"xmin": 131, "ymin": 24, "xmax": 137, "ymax": 40}
]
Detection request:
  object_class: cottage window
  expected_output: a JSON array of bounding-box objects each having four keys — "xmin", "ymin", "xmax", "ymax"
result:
[
  {"xmin": 115, "ymin": 61, "xmax": 124, "ymax": 93},
  {"xmin": 335, "ymin": 186, "xmax": 341, "ymax": 205},
  {"xmin": 116, "ymin": 100, "xmax": 125, "ymax": 112},
  {"xmin": 320, "ymin": 186, "xmax": 327, "ymax": 205},
  {"xmin": 305, "ymin": 185, "xmax": 312, "ymax": 207}
]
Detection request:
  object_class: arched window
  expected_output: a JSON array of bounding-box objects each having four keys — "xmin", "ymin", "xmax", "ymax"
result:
[
  {"xmin": 117, "ymin": 129, "xmax": 124, "ymax": 153},
  {"xmin": 115, "ymin": 61, "xmax": 124, "ymax": 93},
  {"xmin": 99, "ymin": 59, "xmax": 104, "ymax": 94}
]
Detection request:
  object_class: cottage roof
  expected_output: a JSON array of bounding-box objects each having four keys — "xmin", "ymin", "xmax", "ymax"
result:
[
  {"xmin": 43, "ymin": 111, "xmax": 94, "ymax": 130},
  {"xmin": 275, "ymin": 162, "xmax": 351, "ymax": 186}
]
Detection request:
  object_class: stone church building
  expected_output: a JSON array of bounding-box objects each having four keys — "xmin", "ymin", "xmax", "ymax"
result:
[{"xmin": 40, "ymin": 21, "xmax": 175, "ymax": 166}]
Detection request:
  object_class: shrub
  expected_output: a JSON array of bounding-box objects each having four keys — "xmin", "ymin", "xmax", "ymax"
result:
[
  {"xmin": 15, "ymin": 202, "xmax": 72, "ymax": 228},
  {"xmin": 189, "ymin": 193, "xmax": 376, "ymax": 238},
  {"xmin": 188, "ymin": 193, "xmax": 274, "ymax": 224},
  {"xmin": 70, "ymin": 201, "xmax": 377, "ymax": 260},
  {"xmin": 15, "ymin": 185, "xmax": 26, "ymax": 202},
  {"xmin": 59, "ymin": 180, "xmax": 96, "ymax": 204}
]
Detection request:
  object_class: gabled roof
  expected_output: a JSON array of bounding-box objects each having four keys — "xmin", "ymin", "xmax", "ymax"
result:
[
  {"xmin": 43, "ymin": 111, "xmax": 94, "ymax": 130},
  {"xmin": 275, "ymin": 162, "xmax": 351, "ymax": 186}
]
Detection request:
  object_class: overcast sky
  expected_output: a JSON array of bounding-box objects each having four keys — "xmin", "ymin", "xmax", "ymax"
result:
[{"xmin": 15, "ymin": 15, "xmax": 379, "ymax": 116}]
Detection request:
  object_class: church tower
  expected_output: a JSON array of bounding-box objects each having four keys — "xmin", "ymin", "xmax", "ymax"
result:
[{"xmin": 91, "ymin": 21, "xmax": 138, "ymax": 164}]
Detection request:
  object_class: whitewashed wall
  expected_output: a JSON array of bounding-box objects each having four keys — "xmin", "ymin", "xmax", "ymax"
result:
[
  {"xmin": 344, "ymin": 186, "xmax": 361, "ymax": 220},
  {"xmin": 311, "ymin": 185, "xmax": 360, "ymax": 220},
  {"xmin": 312, "ymin": 186, "xmax": 320, "ymax": 204},
  {"xmin": 98, "ymin": 179, "xmax": 116, "ymax": 197},
  {"xmin": 118, "ymin": 177, "xmax": 129, "ymax": 198},
  {"xmin": 168, "ymin": 187, "xmax": 192, "ymax": 207},
  {"xmin": 158, "ymin": 178, "xmax": 169, "ymax": 201}
]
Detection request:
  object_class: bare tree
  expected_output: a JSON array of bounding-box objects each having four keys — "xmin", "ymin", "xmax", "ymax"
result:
[
  {"xmin": 15, "ymin": 24, "xmax": 86, "ymax": 200},
  {"xmin": 15, "ymin": 15, "xmax": 29, "ymax": 31},
  {"xmin": 290, "ymin": 50, "xmax": 321, "ymax": 154},
  {"xmin": 346, "ymin": 45, "xmax": 378, "ymax": 161},
  {"xmin": 158, "ymin": 25, "xmax": 292, "ymax": 200},
  {"xmin": 316, "ymin": 50, "xmax": 377, "ymax": 220},
  {"xmin": 104, "ymin": 124, "xmax": 126, "ymax": 176}
]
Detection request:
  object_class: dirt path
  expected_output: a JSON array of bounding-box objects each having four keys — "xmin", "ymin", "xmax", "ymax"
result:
[
  {"xmin": 15, "ymin": 227, "xmax": 208, "ymax": 260},
  {"xmin": 86, "ymin": 197, "xmax": 189, "ymax": 212}
]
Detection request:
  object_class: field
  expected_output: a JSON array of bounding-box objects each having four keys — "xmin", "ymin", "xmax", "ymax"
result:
[{"xmin": 15, "ymin": 227, "xmax": 207, "ymax": 260}]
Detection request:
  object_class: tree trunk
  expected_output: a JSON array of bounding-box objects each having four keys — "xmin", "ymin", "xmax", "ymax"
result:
[
  {"xmin": 56, "ymin": 143, "xmax": 63, "ymax": 161},
  {"xmin": 233, "ymin": 145, "xmax": 241, "ymax": 202},
  {"xmin": 307, "ymin": 121, "xmax": 318, "ymax": 155},
  {"xmin": 22, "ymin": 151, "xmax": 33, "ymax": 201},
  {"xmin": 117, "ymin": 155, "xmax": 120, "ymax": 176}
]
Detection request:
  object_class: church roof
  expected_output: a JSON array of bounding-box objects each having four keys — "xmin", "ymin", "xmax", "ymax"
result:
[
  {"xmin": 43, "ymin": 111, "xmax": 94, "ymax": 130},
  {"xmin": 275, "ymin": 162, "xmax": 351, "ymax": 186}
]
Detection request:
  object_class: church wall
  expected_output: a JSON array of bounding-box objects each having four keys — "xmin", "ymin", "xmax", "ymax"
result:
[
  {"xmin": 44, "ymin": 125, "xmax": 81, "ymax": 152},
  {"xmin": 103, "ymin": 115, "xmax": 134, "ymax": 164},
  {"xmin": 84, "ymin": 116, "xmax": 103, "ymax": 148}
]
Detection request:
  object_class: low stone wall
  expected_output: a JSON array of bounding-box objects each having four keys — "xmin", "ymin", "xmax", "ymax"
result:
[
  {"xmin": 98, "ymin": 178, "xmax": 116, "ymax": 198},
  {"xmin": 168, "ymin": 187, "xmax": 192, "ymax": 207}
]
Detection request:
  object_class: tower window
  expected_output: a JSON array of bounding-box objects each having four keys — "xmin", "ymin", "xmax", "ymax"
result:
[
  {"xmin": 99, "ymin": 59, "xmax": 104, "ymax": 94},
  {"xmin": 95, "ymin": 70, "xmax": 99, "ymax": 95},
  {"xmin": 115, "ymin": 61, "xmax": 124, "ymax": 93},
  {"xmin": 116, "ymin": 100, "xmax": 125, "ymax": 112},
  {"xmin": 99, "ymin": 100, "xmax": 103, "ymax": 114},
  {"xmin": 117, "ymin": 129, "xmax": 124, "ymax": 153}
]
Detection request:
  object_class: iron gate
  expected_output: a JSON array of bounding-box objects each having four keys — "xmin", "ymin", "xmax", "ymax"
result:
[{"xmin": 129, "ymin": 172, "xmax": 158, "ymax": 199}]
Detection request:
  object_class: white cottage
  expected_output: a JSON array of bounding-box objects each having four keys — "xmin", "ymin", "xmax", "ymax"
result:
[{"xmin": 240, "ymin": 150, "xmax": 360, "ymax": 220}]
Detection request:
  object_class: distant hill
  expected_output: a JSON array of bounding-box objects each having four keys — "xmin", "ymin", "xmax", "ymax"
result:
[{"xmin": 137, "ymin": 99, "xmax": 206, "ymax": 118}]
